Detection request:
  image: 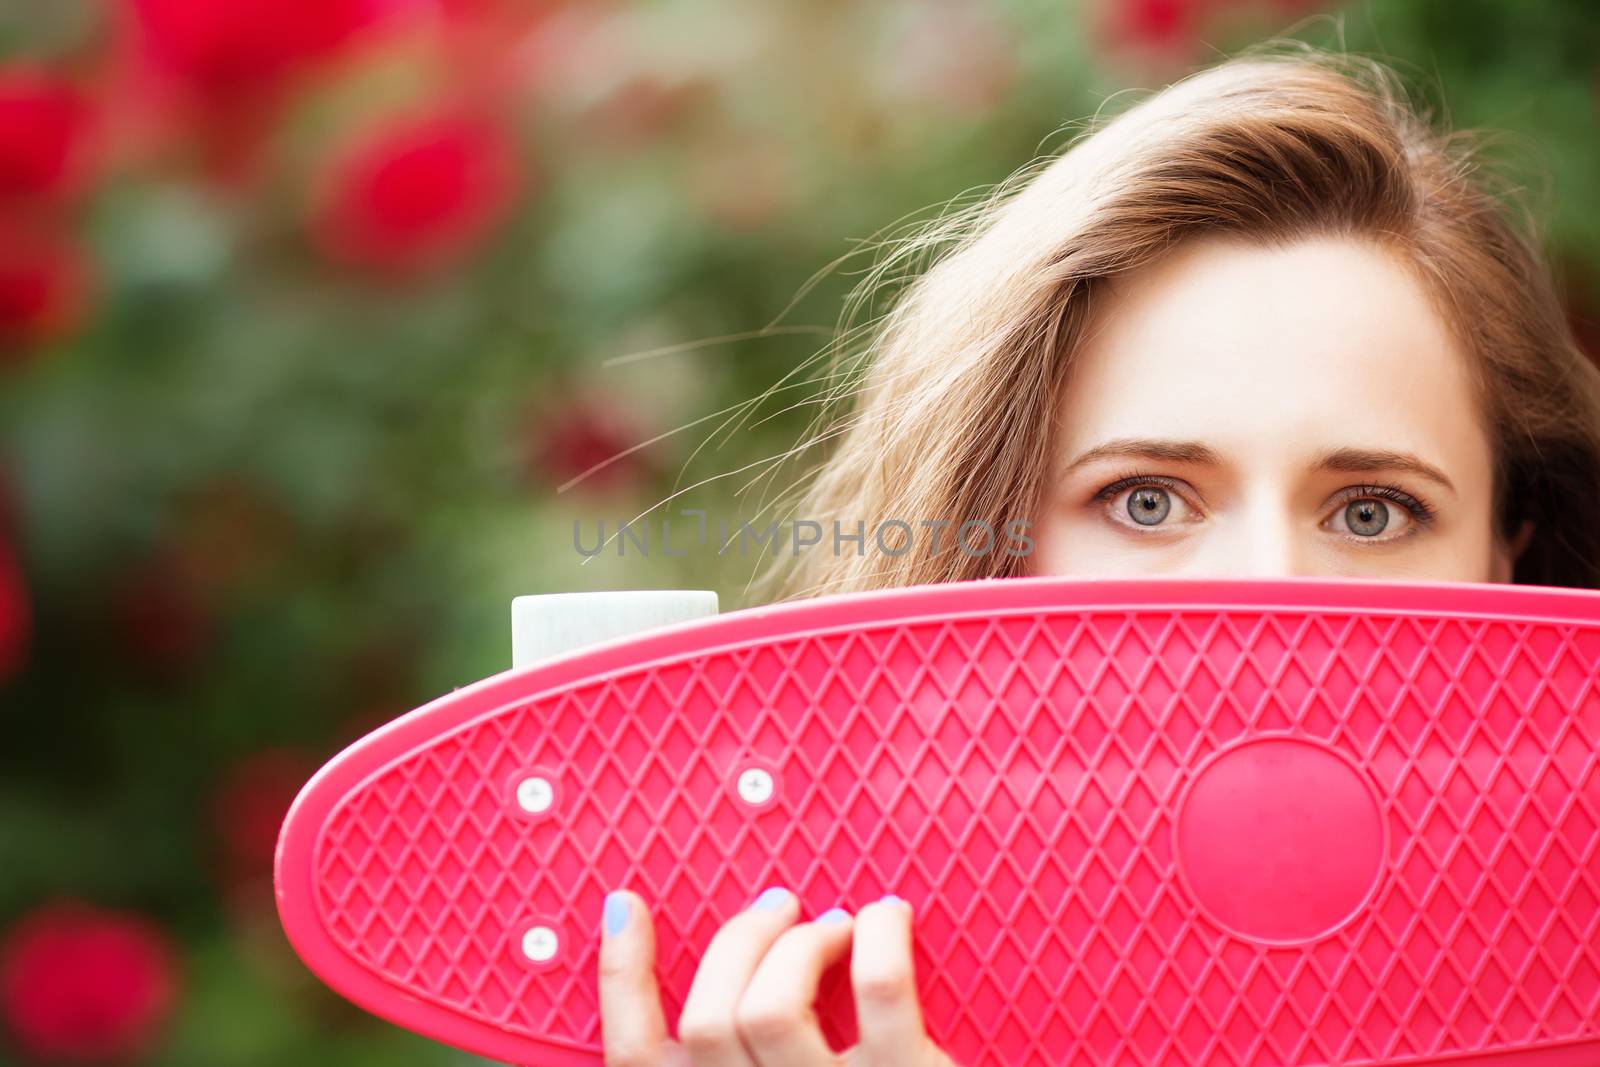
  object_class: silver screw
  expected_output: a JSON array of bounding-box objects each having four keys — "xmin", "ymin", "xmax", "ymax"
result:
[
  {"xmin": 516, "ymin": 776, "xmax": 554, "ymax": 814},
  {"xmin": 737, "ymin": 767, "xmax": 774, "ymax": 805},
  {"xmin": 522, "ymin": 925, "xmax": 558, "ymax": 963}
]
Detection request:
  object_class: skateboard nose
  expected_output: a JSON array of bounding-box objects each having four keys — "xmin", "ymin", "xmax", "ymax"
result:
[{"xmin": 510, "ymin": 590, "xmax": 719, "ymax": 668}]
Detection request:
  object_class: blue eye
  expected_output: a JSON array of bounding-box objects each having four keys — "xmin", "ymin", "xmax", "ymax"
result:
[
  {"xmin": 1128, "ymin": 487, "xmax": 1171, "ymax": 525},
  {"xmin": 1327, "ymin": 484, "xmax": 1436, "ymax": 542},
  {"xmin": 1093, "ymin": 472, "xmax": 1193, "ymax": 531},
  {"xmin": 1344, "ymin": 499, "xmax": 1389, "ymax": 537}
]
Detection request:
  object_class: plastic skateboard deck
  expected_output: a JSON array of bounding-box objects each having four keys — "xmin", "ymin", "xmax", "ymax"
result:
[{"xmin": 275, "ymin": 576, "xmax": 1600, "ymax": 1067}]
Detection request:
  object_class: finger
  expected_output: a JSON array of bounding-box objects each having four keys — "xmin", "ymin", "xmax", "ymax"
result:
[
  {"xmin": 598, "ymin": 889, "xmax": 671, "ymax": 1067},
  {"xmin": 849, "ymin": 895, "xmax": 928, "ymax": 1065},
  {"xmin": 736, "ymin": 907, "xmax": 854, "ymax": 1067},
  {"xmin": 676, "ymin": 886, "xmax": 800, "ymax": 1067}
]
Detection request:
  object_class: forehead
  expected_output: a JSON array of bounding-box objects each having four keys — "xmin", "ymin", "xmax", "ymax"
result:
[{"xmin": 1057, "ymin": 234, "xmax": 1492, "ymax": 479}]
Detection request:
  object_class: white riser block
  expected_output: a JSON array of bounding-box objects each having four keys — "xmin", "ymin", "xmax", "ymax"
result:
[{"xmin": 510, "ymin": 590, "xmax": 719, "ymax": 669}]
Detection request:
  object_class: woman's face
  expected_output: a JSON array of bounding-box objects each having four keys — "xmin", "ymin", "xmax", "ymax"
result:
[{"xmin": 1033, "ymin": 234, "xmax": 1525, "ymax": 582}]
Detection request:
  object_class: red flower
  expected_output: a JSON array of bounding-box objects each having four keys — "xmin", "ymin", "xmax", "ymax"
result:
[
  {"xmin": 1099, "ymin": 0, "xmax": 1212, "ymax": 53},
  {"xmin": 1098, "ymin": 0, "xmax": 1332, "ymax": 59},
  {"xmin": 311, "ymin": 108, "xmax": 522, "ymax": 275},
  {"xmin": 0, "ymin": 222, "xmax": 90, "ymax": 356},
  {"xmin": 0, "ymin": 535, "xmax": 26, "ymax": 683},
  {"xmin": 0, "ymin": 461, "xmax": 26, "ymax": 681},
  {"xmin": 527, "ymin": 391, "xmax": 651, "ymax": 493},
  {"xmin": 128, "ymin": 0, "xmax": 396, "ymax": 101},
  {"xmin": 0, "ymin": 902, "xmax": 179, "ymax": 1062},
  {"xmin": 211, "ymin": 750, "xmax": 314, "ymax": 883},
  {"xmin": 0, "ymin": 68, "xmax": 94, "ymax": 203}
]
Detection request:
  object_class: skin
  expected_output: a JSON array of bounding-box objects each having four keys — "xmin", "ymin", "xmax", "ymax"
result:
[
  {"xmin": 599, "ymin": 890, "xmax": 952, "ymax": 1067},
  {"xmin": 598, "ymin": 234, "xmax": 1533, "ymax": 1067},
  {"xmin": 1035, "ymin": 233, "xmax": 1531, "ymax": 580}
]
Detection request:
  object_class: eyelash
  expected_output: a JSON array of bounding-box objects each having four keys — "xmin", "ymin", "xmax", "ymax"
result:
[
  {"xmin": 1093, "ymin": 471, "xmax": 1189, "ymax": 510},
  {"xmin": 1328, "ymin": 480, "xmax": 1438, "ymax": 527},
  {"xmin": 1090, "ymin": 469, "xmax": 1439, "ymax": 534}
]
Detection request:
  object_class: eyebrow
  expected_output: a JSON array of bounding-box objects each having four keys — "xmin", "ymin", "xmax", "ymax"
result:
[
  {"xmin": 1309, "ymin": 446, "xmax": 1457, "ymax": 493},
  {"xmin": 1058, "ymin": 438, "xmax": 1458, "ymax": 493}
]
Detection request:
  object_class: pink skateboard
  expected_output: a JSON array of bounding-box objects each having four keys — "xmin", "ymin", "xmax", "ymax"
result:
[{"xmin": 275, "ymin": 576, "xmax": 1600, "ymax": 1067}]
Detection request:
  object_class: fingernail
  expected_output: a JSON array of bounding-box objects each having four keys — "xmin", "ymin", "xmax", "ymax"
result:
[
  {"xmin": 879, "ymin": 893, "xmax": 908, "ymax": 909},
  {"xmin": 817, "ymin": 907, "xmax": 851, "ymax": 924},
  {"xmin": 751, "ymin": 886, "xmax": 791, "ymax": 911},
  {"xmin": 603, "ymin": 892, "xmax": 630, "ymax": 937}
]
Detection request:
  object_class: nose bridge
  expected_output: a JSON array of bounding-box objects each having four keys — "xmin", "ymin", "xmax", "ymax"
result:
[{"xmin": 1205, "ymin": 486, "xmax": 1306, "ymax": 578}]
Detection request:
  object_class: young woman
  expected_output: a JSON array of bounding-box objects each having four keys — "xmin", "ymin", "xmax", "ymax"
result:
[{"xmin": 592, "ymin": 45, "xmax": 1600, "ymax": 1067}]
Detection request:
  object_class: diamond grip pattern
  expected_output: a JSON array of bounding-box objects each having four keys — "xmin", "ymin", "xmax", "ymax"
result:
[{"xmin": 277, "ymin": 580, "xmax": 1600, "ymax": 1067}]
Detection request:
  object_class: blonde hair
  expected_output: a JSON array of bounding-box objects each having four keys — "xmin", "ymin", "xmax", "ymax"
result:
[{"xmin": 754, "ymin": 44, "xmax": 1600, "ymax": 600}]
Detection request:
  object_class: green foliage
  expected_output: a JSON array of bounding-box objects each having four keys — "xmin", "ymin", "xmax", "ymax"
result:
[{"xmin": 0, "ymin": 1, "xmax": 1595, "ymax": 1063}]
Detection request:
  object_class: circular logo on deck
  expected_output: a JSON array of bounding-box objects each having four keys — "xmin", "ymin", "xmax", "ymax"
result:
[{"xmin": 1173, "ymin": 736, "xmax": 1386, "ymax": 945}]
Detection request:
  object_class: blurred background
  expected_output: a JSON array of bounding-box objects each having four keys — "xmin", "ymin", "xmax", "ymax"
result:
[{"xmin": 0, "ymin": 0, "xmax": 1596, "ymax": 1063}]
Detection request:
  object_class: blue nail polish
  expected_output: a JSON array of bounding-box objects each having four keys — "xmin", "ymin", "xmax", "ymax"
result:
[
  {"xmin": 879, "ymin": 894, "xmax": 908, "ymax": 908},
  {"xmin": 817, "ymin": 907, "xmax": 851, "ymax": 924},
  {"xmin": 603, "ymin": 892, "xmax": 630, "ymax": 937},
  {"xmin": 752, "ymin": 886, "xmax": 790, "ymax": 911}
]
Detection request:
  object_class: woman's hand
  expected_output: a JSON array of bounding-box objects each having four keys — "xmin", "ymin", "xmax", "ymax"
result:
[{"xmin": 597, "ymin": 886, "xmax": 960, "ymax": 1067}]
